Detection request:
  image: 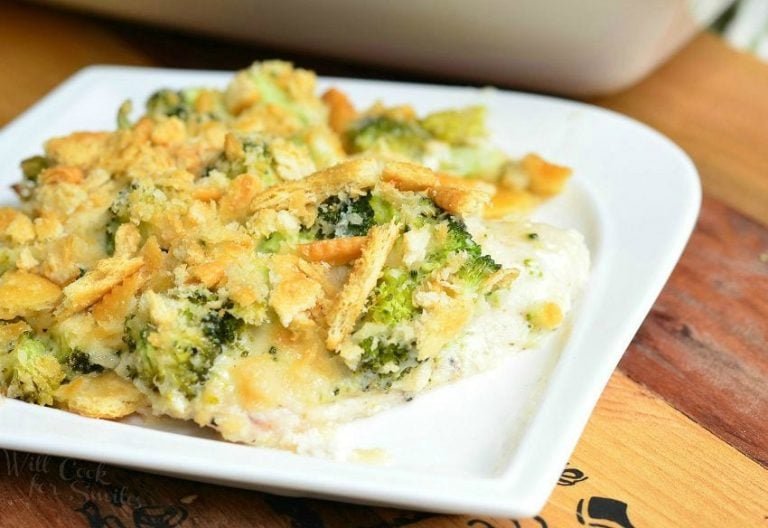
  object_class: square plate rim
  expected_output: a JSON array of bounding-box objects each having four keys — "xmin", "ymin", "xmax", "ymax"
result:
[{"xmin": 0, "ymin": 64, "xmax": 701, "ymax": 518}]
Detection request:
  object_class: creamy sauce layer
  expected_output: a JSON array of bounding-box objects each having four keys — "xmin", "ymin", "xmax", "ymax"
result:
[{"xmin": 192, "ymin": 219, "xmax": 589, "ymax": 453}]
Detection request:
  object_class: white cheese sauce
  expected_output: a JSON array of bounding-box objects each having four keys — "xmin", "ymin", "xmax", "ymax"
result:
[
  {"xmin": 430, "ymin": 219, "xmax": 590, "ymax": 384},
  {"xmin": 189, "ymin": 218, "xmax": 589, "ymax": 453}
]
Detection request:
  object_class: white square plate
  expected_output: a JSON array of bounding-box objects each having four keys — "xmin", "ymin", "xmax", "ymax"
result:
[{"xmin": 0, "ymin": 66, "xmax": 700, "ymax": 517}]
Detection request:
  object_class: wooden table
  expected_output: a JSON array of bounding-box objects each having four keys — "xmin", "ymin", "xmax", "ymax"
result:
[{"xmin": 1, "ymin": 2, "xmax": 766, "ymax": 526}]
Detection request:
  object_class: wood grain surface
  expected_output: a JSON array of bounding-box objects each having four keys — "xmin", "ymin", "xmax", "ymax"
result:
[
  {"xmin": 620, "ymin": 196, "xmax": 768, "ymax": 466},
  {"xmin": 0, "ymin": 1, "xmax": 766, "ymax": 526},
  {"xmin": 595, "ymin": 32, "xmax": 768, "ymax": 227}
]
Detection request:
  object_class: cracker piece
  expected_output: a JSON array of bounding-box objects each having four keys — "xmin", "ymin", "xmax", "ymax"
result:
[
  {"xmin": 188, "ymin": 261, "xmax": 226, "ymax": 289},
  {"xmin": 0, "ymin": 320, "xmax": 32, "ymax": 344},
  {"xmin": 523, "ymin": 153, "xmax": 572, "ymax": 196},
  {"xmin": 56, "ymin": 257, "xmax": 144, "ymax": 317},
  {"xmin": 481, "ymin": 268, "xmax": 520, "ymax": 294},
  {"xmin": 483, "ymin": 189, "xmax": 540, "ymax": 219},
  {"xmin": 381, "ymin": 161, "xmax": 438, "ymax": 190},
  {"xmin": 382, "ymin": 161, "xmax": 491, "ymax": 216},
  {"xmin": 326, "ymin": 222, "xmax": 399, "ymax": 351},
  {"xmin": 91, "ymin": 270, "xmax": 146, "ymax": 328},
  {"xmin": 39, "ymin": 166, "xmax": 84, "ymax": 185},
  {"xmin": 428, "ymin": 186, "xmax": 489, "ymax": 216},
  {"xmin": 0, "ymin": 208, "xmax": 35, "ymax": 244},
  {"xmin": 435, "ymin": 172, "xmax": 496, "ymax": 194},
  {"xmin": 527, "ymin": 301, "xmax": 564, "ymax": 331},
  {"xmin": 0, "ymin": 271, "xmax": 62, "ymax": 320},
  {"xmin": 113, "ymin": 223, "xmax": 141, "ymax": 257},
  {"xmin": 45, "ymin": 132, "xmax": 110, "ymax": 167},
  {"xmin": 297, "ymin": 236, "xmax": 367, "ymax": 265},
  {"xmin": 268, "ymin": 254, "xmax": 324, "ymax": 327},
  {"xmin": 191, "ymin": 186, "xmax": 224, "ymax": 201},
  {"xmin": 416, "ymin": 295, "xmax": 474, "ymax": 361},
  {"xmin": 322, "ymin": 88, "xmax": 358, "ymax": 134},
  {"xmin": 250, "ymin": 158, "xmax": 382, "ymax": 213},
  {"xmin": 55, "ymin": 371, "xmax": 147, "ymax": 419}
]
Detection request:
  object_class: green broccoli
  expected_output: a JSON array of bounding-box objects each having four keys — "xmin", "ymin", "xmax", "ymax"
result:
[
  {"xmin": 345, "ymin": 106, "xmax": 510, "ymax": 181},
  {"xmin": 116, "ymin": 100, "xmax": 133, "ymax": 130},
  {"xmin": 437, "ymin": 144, "xmax": 508, "ymax": 181},
  {"xmin": 20, "ymin": 155, "xmax": 49, "ymax": 182},
  {"xmin": 123, "ymin": 290, "xmax": 243, "ymax": 399},
  {"xmin": 202, "ymin": 307, "xmax": 243, "ymax": 347},
  {"xmin": 257, "ymin": 232, "xmax": 288, "ymax": 253},
  {"xmin": 0, "ymin": 333, "xmax": 64, "ymax": 406},
  {"xmin": 351, "ymin": 207, "xmax": 501, "ymax": 379},
  {"xmin": 424, "ymin": 217, "xmax": 500, "ymax": 282},
  {"xmin": 145, "ymin": 87, "xmax": 228, "ymax": 123},
  {"xmin": 146, "ymin": 88, "xmax": 199, "ymax": 120},
  {"xmin": 344, "ymin": 116, "xmax": 430, "ymax": 159},
  {"xmin": 66, "ymin": 350, "xmax": 104, "ymax": 375},
  {"xmin": 0, "ymin": 247, "xmax": 18, "ymax": 275},
  {"xmin": 14, "ymin": 155, "xmax": 48, "ymax": 201},
  {"xmin": 307, "ymin": 193, "xmax": 375, "ymax": 240},
  {"xmin": 370, "ymin": 194, "xmax": 397, "ymax": 224},
  {"xmin": 104, "ymin": 187, "xmax": 131, "ymax": 256},
  {"xmin": 234, "ymin": 61, "xmax": 326, "ymax": 127},
  {"xmin": 204, "ymin": 135, "xmax": 282, "ymax": 186},
  {"xmin": 358, "ymin": 337, "xmax": 416, "ymax": 377},
  {"xmin": 304, "ymin": 191, "xmax": 437, "ymax": 243},
  {"xmin": 455, "ymin": 253, "xmax": 501, "ymax": 289},
  {"xmin": 367, "ymin": 269, "xmax": 420, "ymax": 324},
  {"xmin": 419, "ymin": 106, "xmax": 487, "ymax": 144},
  {"xmin": 104, "ymin": 216, "xmax": 120, "ymax": 256}
]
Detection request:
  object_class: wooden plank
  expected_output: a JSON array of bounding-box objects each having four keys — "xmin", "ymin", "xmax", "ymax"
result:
[
  {"xmin": 1, "ymin": 372, "xmax": 764, "ymax": 527},
  {"xmin": 619, "ymin": 196, "xmax": 768, "ymax": 467},
  {"xmin": 536, "ymin": 371, "xmax": 767, "ymax": 527},
  {"xmin": 594, "ymin": 32, "xmax": 768, "ymax": 227}
]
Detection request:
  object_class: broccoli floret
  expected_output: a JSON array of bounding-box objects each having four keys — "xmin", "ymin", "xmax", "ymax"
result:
[
  {"xmin": 359, "ymin": 337, "xmax": 416, "ymax": 376},
  {"xmin": 204, "ymin": 135, "xmax": 281, "ymax": 185},
  {"xmin": 123, "ymin": 291, "xmax": 243, "ymax": 399},
  {"xmin": 104, "ymin": 188, "xmax": 132, "ymax": 256},
  {"xmin": 345, "ymin": 116, "xmax": 430, "ymax": 158},
  {"xmin": 0, "ymin": 334, "xmax": 64, "ymax": 406},
  {"xmin": 419, "ymin": 106, "xmax": 487, "ymax": 144},
  {"xmin": 14, "ymin": 155, "xmax": 49, "ymax": 200},
  {"xmin": 67, "ymin": 350, "xmax": 104, "ymax": 375},
  {"xmin": 308, "ymin": 193, "xmax": 375, "ymax": 240},
  {"xmin": 350, "ymin": 209, "xmax": 501, "ymax": 380},
  {"xmin": 346, "ymin": 106, "xmax": 511, "ymax": 181},
  {"xmin": 116, "ymin": 100, "xmax": 133, "ymax": 130},
  {"xmin": 367, "ymin": 269, "xmax": 420, "ymax": 324},
  {"xmin": 370, "ymin": 194, "xmax": 396, "ymax": 224},
  {"xmin": 303, "ymin": 191, "xmax": 412, "ymax": 241},
  {"xmin": 104, "ymin": 216, "xmax": 120, "ymax": 256},
  {"xmin": 351, "ymin": 270, "xmax": 421, "ymax": 380},
  {"xmin": 20, "ymin": 155, "xmax": 49, "ymax": 182},
  {"xmin": 427, "ymin": 217, "xmax": 501, "ymax": 289},
  {"xmin": 423, "ymin": 216, "xmax": 483, "ymax": 259},
  {"xmin": 229, "ymin": 61, "xmax": 326, "ymax": 127},
  {"xmin": 257, "ymin": 232, "xmax": 288, "ymax": 253},
  {"xmin": 438, "ymin": 144, "xmax": 508, "ymax": 180},
  {"xmin": 145, "ymin": 87, "xmax": 227, "ymax": 123},
  {"xmin": 146, "ymin": 88, "xmax": 198, "ymax": 120},
  {"xmin": 125, "ymin": 318, "xmax": 214, "ymax": 400},
  {"xmin": 0, "ymin": 247, "xmax": 18, "ymax": 275},
  {"xmin": 202, "ymin": 307, "xmax": 243, "ymax": 347},
  {"xmin": 455, "ymin": 253, "xmax": 501, "ymax": 288},
  {"xmin": 186, "ymin": 288, "xmax": 217, "ymax": 305}
]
